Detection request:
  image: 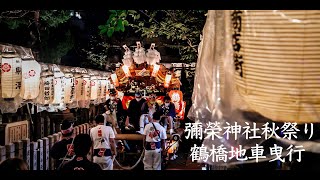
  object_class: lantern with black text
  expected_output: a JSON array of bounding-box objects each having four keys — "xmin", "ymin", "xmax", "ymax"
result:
[
  {"xmin": 50, "ymin": 65, "xmax": 66, "ymax": 111},
  {"xmin": 90, "ymin": 74, "xmax": 98, "ymax": 101},
  {"xmin": 36, "ymin": 65, "xmax": 54, "ymax": 105},
  {"xmin": 64, "ymin": 72, "xmax": 76, "ymax": 104},
  {"xmin": 1, "ymin": 46, "xmax": 22, "ymax": 99}
]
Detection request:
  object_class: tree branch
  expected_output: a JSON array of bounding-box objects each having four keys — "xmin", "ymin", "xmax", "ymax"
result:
[
  {"xmin": 138, "ymin": 10, "xmax": 160, "ymax": 25},
  {"xmin": 0, "ymin": 10, "xmax": 35, "ymax": 19}
]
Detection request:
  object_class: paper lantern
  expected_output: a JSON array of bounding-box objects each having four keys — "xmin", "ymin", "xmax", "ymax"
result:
[
  {"xmin": 234, "ymin": 10, "xmax": 320, "ymax": 123},
  {"xmin": 77, "ymin": 73, "xmax": 91, "ymax": 108},
  {"xmin": 164, "ymin": 73, "xmax": 172, "ymax": 88},
  {"xmin": 64, "ymin": 72, "xmax": 76, "ymax": 104},
  {"xmin": 36, "ymin": 68, "xmax": 54, "ymax": 105},
  {"xmin": 99, "ymin": 76, "xmax": 108, "ymax": 103},
  {"xmin": 151, "ymin": 64, "xmax": 160, "ymax": 77},
  {"xmin": 51, "ymin": 65, "xmax": 65, "ymax": 105},
  {"xmin": 122, "ymin": 65, "xmax": 131, "ymax": 77},
  {"xmin": 111, "ymin": 73, "xmax": 119, "ymax": 87},
  {"xmin": 20, "ymin": 60, "xmax": 41, "ymax": 100},
  {"xmin": 74, "ymin": 73, "xmax": 84, "ymax": 101},
  {"xmin": 90, "ymin": 75, "xmax": 98, "ymax": 100},
  {"xmin": 1, "ymin": 47, "xmax": 22, "ymax": 99}
]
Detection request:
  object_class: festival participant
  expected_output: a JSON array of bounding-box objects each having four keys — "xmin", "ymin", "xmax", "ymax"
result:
[
  {"xmin": 143, "ymin": 111, "xmax": 167, "ymax": 170},
  {"xmin": 138, "ymin": 91, "xmax": 160, "ymax": 134},
  {"xmin": 90, "ymin": 114, "xmax": 117, "ymax": 170},
  {"xmin": 103, "ymin": 89, "xmax": 126, "ymax": 131},
  {"xmin": 58, "ymin": 134, "xmax": 102, "ymax": 171},
  {"xmin": 50, "ymin": 120, "xmax": 75, "ymax": 169},
  {"xmin": 160, "ymin": 95, "xmax": 175, "ymax": 135},
  {"xmin": 125, "ymin": 91, "xmax": 146, "ymax": 132}
]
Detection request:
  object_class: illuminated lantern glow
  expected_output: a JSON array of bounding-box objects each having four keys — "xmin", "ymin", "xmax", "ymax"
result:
[
  {"xmin": 74, "ymin": 73, "xmax": 84, "ymax": 101},
  {"xmin": 1, "ymin": 48, "xmax": 22, "ymax": 99},
  {"xmin": 90, "ymin": 75, "xmax": 98, "ymax": 101},
  {"xmin": 111, "ymin": 73, "xmax": 119, "ymax": 87},
  {"xmin": 79, "ymin": 73, "xmax": 91, "ymax": 108},
  {"xmin": 20, "ymin": 60, "xmax": 41, "ymax": 100},
  {"xmin": 50, "ymin": 65, "xmax": 66, "ymax": 111},
  {"xmin": 36, "ymin": 70, "xmax": 54, "ymax": 105},
  {"xmin": 151, "ymin": 64, "xmax": 160, "ymax": 77},
  {"xmin": 64, "ymin": 73, "xmax": 76, "ymax": 104},
  {"xmin": 100, "ymin": 76, "xmax": 108, "ymax": 103},
  {"xmin": 163, "ymin": 73, "xmax": 172, "ymax": 88},
  {"xmin": 122, "ymin": 65, "xmax": 131, "ymax": 77},
  {"xmin": 96, "ymin": 76, "xmax": 102, "ymax": 104},
  {"xmin": 51, "ymin": 65, "xmax": 65, "ymax": 105}
]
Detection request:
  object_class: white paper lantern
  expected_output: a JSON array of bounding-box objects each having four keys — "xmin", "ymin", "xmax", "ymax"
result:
[
  {"xmin": 20, "ymin": 60, "xmax": 41, "ymax": 100},
  {"xmin": 90, "ymin": 75, "xmax": 98, "ymax": 101},
  {"xmin": 234, "ymin": 10, "xmax": 320, "ymax": 123},
  {"xmin": 74, "ymin": 73, "xmax": 84, "ymax": 101},
  {"xmin": 100, "ymin": 76, "xmax": 108, "ymax": 103},
  {"xmin": 77, "ymin": 73, "xmax": 91, "ymax": 108},
  {"xmin": 36, "ymin": 70, "xmax": 54, "ymax": 105},
  {"xmin": 1, "ymin": 52, "xmax": 22, "ymax": 99},
  {"xmin": 64, "ymin": 72, "xmax": 76, "ymax": 104},
  {"xmin": 51, "ymin": 65, "xmax": 65, "ymax": 105}
]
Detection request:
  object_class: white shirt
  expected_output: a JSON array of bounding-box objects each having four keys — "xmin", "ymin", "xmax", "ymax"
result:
[
  {"xmin": 90, "ymin": 125, "xmax": 115, "ymax": 149},
  {"xmin": 143, "ymin": 122, "xmax": 167, "ymax": 142}
]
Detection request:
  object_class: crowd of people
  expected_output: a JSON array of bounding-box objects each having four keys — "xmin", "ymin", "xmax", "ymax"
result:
[
  {"xmin": 0, "ymin": 89, "xmax": 178, "ymax": 171},
  {"xmin": 47, "ymin": 89, "xmax": 178, "ymax": 170}
]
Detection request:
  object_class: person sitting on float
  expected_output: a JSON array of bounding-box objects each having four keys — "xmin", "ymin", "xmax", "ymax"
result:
[
  {"xmin": 160, "ymin": 95, "xmax": 175, "ymax": 135},
  {"xmin": 138, "ymin": 91, "xmax": 160, "ymax": 134}
]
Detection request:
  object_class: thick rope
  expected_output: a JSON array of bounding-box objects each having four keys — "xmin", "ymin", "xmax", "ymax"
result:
[{"xmin": 113, "ymin": 149, "xmax": 145, "ymax": 170}]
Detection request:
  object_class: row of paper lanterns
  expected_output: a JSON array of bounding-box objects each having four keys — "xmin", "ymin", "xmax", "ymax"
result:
[{"xmin": 0, "ymin": 45, "xmax": 113, "ymax": 113}]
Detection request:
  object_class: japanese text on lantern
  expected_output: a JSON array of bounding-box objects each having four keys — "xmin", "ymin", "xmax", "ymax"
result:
[{"xmin": 232, "ymin": 10, "xmax": 243, "ymax": 78}]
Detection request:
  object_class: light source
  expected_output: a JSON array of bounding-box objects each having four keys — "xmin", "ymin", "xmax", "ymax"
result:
[
  {"xmin": 151, "ymin": 64, "xmax": 160, "ymax": 77},
  {"xmin": 164, "ymin": 72, "xmax": 172, "ymax": 88},
  {"xmin": 122, "ymin": 65, "xmax": 131, "ymax": 77},
  {"xmin": 111, "ymin": 73, "xmax": 119, "ymax": 87}
]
